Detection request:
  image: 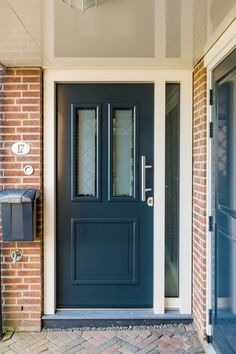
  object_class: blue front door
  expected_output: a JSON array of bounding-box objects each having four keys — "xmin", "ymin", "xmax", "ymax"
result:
[
  {"xmin": 212, "ymin": 49, "xmax": 236, "ymax": 353},
  {"xmin": 57, "ymin": 84, "xmax": 154, "ymax": 308}
]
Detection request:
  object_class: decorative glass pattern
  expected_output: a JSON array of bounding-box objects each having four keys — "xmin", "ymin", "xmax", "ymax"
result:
[
  {"xmin": 217, "ymin": 83, "xmax": 229, "ymax": 208},
  {"xmin": 112, "ymin": 108, "xmax": 135, "ymax": 197},
  {"xmin": 76, "ymin": 108, "xmax": 97, "ymax": 197}
]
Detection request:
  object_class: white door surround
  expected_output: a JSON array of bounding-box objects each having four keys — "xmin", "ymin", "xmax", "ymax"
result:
[{"xmin": 43, "ymin": 70, "xmax": 192, "ymax": 315}]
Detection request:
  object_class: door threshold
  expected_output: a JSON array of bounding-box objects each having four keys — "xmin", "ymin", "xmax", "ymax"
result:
[{"xmin": 42, "ymin": 309, "xmax": 193, "ymax": 329}]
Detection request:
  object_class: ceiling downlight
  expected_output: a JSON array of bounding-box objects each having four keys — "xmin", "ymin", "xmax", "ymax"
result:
[{"xmin": 62, "ymin": 0, "xmax": 105, "ymax": 12}]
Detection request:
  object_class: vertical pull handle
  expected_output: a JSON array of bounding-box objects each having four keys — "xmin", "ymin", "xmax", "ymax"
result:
[
  {"xmin": 141, "ymin": 156, "xmax": 146, "ymax": 202},
  {"xmin": 141, "ymin": 156, "xmax": 152, "ymax": 202}
]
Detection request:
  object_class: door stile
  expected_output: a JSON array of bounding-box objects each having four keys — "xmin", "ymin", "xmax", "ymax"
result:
[{"xmin": 153, "ymin": 82, "xmax": 165, "ymax": 314}]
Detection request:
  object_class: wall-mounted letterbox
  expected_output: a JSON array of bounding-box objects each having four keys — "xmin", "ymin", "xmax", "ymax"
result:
[{"xmin": 0, "ymin": 189, "xmax": 40, "ymax": 242}]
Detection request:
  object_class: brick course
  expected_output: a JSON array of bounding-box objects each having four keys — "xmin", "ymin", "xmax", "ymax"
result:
[
  {"xmin": 192, "ymin": 60, "xmax": 207, "ymax": 339},
  {"xmin": 0, "ymin": 68, "xmax": 43, "ymax": 331}
]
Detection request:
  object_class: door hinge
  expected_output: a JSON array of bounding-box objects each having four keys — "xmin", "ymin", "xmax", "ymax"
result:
[
  {"xmin": 209, "ymin": 89, "xmax": 214, "ymax": 106},
  {"xmin": 206, "ymin": 335, "xmax": 213, "ymax": 344},
  {"xmin": 208, "ymin": 309, "xmax": 213, "ymax": 325},
  {"xmin": 209, "ymin": 122, "xmax": 214, "ymax": 138},
  {"xmin": 208, "ymin": 216, "xmax": 213, "ymax": 232}
]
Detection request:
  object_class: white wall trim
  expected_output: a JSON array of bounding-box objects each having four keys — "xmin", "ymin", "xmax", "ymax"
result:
[
  {"xmin": 206, "ymin": 69, "xmax": 213, "ymax": 339},
  {"xmin": 204, "ymin": 18, "xmax": 236, "ymax": 71},
  {"xmin": 43, "ymin": 69, "xmax": 192, "ymax": 315},
  {"xmin": 205, "ymin": 18, "xmax": 236, "ymax": 338},
  {"xmin": 179, "ymin": 73, "xmax": 193, "ymax": 314},
  {"xmin": 165, "ymin": 298, "xmax": 180, "ymax": 310}
]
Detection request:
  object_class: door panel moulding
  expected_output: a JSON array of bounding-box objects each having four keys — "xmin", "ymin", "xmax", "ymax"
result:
[{"xmin": 43, "ymin": 70, "xmax": 192, "ymax": 316}]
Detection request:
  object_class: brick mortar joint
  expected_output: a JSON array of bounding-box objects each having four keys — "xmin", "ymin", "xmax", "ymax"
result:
[
  {"xmin": 192, "ymin": 58, "xmax": 208, "ymax": 341},
  {"xmin": 0, "ymin": 67, "xmax": 43, "ymax": 331}
]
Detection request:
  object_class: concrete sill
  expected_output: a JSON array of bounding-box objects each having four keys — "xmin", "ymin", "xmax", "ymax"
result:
[{"xmin": 42, "ymin": 310, "xmax": 193, "ymax": 329}]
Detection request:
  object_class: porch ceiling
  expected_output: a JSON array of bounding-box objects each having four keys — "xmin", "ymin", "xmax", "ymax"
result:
[
  {"xmin": 0, "ymin": 0, "xmax": 42, "ymax": 66},
  {"xmin": 0, "ymin": 0, "xmax": 235, "ymax": 69}
]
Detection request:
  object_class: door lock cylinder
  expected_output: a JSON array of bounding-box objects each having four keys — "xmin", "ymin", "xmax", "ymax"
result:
[{"xmin": 147, "ymin": 197, "xmax": 154, "ymax": 207}]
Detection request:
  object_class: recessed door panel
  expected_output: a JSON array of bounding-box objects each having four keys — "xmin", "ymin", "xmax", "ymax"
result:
[
  {"xmin": 71, "ymin": 218, "xmax": 138, "ymax": 285},
  {"xmin": 57, "ymin": 84, "xmax": 154, "ymax": 308}
]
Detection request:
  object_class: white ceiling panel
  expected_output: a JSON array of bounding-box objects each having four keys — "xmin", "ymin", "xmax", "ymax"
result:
[
  {"xmin": 55, "ymin": 0, "xmax": 155, "ymax": 58},
  {"xmin": 1, "ymin": 0, "xmax": 234, "ymax": 69}
]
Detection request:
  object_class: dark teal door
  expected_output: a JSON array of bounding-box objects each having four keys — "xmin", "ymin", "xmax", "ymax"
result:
[
  {"xmin": 212, "ymin": 49, "xmax": 236, "ymax": 353},
  {"xmin": 57, "ymin": 84, "xmax": 154, "ymax": 308}
]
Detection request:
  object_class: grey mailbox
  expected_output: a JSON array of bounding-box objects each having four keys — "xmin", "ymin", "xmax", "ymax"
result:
[{"xmin": 0, "ymin": 189, "xmax": 40, "ymax": 242}]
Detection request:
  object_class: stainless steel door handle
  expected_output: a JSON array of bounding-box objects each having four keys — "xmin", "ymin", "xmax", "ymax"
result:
[{"xmin": 141, "ymin": 156, "xmax": 152, "ymax": 202}]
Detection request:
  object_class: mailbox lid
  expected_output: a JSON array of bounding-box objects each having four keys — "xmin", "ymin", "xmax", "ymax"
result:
[{"xmin": 0, "ymin": 189, "xmax": 40, "ymax": 204}]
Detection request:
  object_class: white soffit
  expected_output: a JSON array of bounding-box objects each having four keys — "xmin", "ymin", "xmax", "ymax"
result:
[
  {"xmin": 0, "ymin": 0, "xmax": 42, "ymax": 66},
  {"xmin": 193, "ymin": 0, "xmax": 236, "ymax": 65},
  {"xmin": 55, "ymin": 0, "xmax": 155, "ymax": 58},
  {"xmin": 0, "ymin": 0, "xmax": 194, "ymax": 69},
  {"xmin": 44, "ymin": 0, "xmax": 193, "ymax": 69}
]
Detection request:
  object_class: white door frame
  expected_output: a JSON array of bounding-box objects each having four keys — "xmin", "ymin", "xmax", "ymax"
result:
[
  {"xmin": 43, "ymin": 69, "xmax": 192, "ymax": 315},
  {"xmin": 204, "ymin": 18, "xmax": 236, "ymax": 339}
]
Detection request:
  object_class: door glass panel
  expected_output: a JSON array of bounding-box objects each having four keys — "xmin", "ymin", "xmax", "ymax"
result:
[
  {"xmin": 213, "ymin": 67, "xmax": 236, "ymax": 353},
  {"xmin": 112, "ymin": 108, "xmax": 135, "ymax": 197},
  {"xmin": 76, "ymin": 108, "xmax": 97, "ymax": 197},
  {"xmin": 216, "ymin": 82, "xmax": 230, "ymax": 210},
  {"xmin": 216, "ymin": 77, "xmax": 234, "ymax": 210},
  {"xmin": 165, "ymin": 83, "xmax": 180, "ymax": 297}
]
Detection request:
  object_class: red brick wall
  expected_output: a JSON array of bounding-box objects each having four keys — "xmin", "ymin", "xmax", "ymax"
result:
[
  {"xmin": 0, "ymin": 68, "xmax": 43, "ymax": 331},
  {"xmin": 0, "ymin": 64, "xmax": 209, "ymax": 335},
  {"xmin": 192, "ymin": 60, "xmax": 207, "ymax": 339}
]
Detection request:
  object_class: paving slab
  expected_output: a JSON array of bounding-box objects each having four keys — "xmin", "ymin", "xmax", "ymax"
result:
[{"xmin": 0, "ymin": 324, "xmax": 205, "ymax": 353}]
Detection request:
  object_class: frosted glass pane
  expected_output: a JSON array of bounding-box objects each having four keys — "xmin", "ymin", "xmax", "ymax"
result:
[
  {"xmin": 76, "ymin": 108, "xmax": 97, "ymax": 197},
  {"xmin": 112, "ymin": 109, "xmax": 135, "ymax": 197}
]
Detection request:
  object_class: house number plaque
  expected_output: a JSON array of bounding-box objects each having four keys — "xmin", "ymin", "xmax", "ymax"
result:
[{"xmin": 11, "ymin": 141, "xmax": 30, "ymax": 156}]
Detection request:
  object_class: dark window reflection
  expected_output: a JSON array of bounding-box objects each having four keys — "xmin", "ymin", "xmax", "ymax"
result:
[
  {"xmin": 213, "ymin": 66, "xmax": 236, "ymax": 354},
  {"xmin": 165, "ymin": 83, "xmax": 180, "ymax": 297}
]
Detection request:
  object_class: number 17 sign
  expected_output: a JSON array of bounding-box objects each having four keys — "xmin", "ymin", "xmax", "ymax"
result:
[{"xmin": 11, "ymin": 141, "xmax": 31, "ymax": 156}]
